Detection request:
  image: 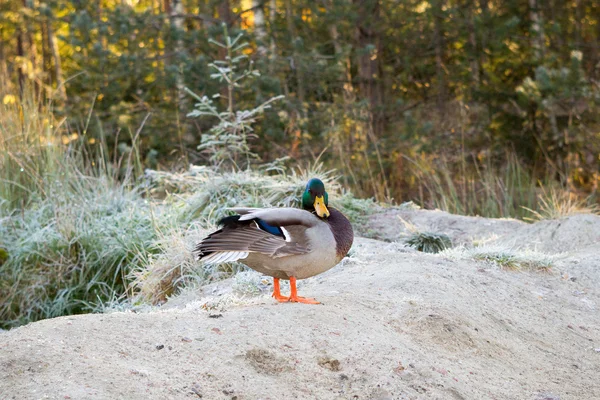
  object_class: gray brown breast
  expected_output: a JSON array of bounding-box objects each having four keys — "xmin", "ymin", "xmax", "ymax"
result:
[{"xmin": 326, "ymin": 207, "xmax": 354, "ymax": 261}]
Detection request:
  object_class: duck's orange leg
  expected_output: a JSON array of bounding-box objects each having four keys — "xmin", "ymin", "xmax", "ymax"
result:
[
  {"xmin": 272, "ymin": 278, "xmax": 290, "ymax": 302},
  {"xmin": 288, "ymin": 277, "xmax": 320, "ymax": 304}
]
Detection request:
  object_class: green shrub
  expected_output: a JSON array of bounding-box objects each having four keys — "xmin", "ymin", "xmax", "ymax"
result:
[{"xmin": 406, "ymin": 232, "xmax": 452, "ymax": 254}]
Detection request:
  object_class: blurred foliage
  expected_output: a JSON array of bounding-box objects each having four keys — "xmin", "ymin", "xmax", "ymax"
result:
[
  {"xmin": 0, "ymin": 82, "xmax": 375, "ymax": 328},
  {"xmin": 1, "ymin": 0, "xmax": 600, "ymax": 205},
  {"xmin": 3, "ymin": 0, "xmax": 600, "ymax": 326},
  {"xmin": 186, "ymin": 25, "xmax": 285, "ymax": 168}
]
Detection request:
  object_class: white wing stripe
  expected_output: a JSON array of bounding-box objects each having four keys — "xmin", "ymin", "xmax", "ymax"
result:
[
  {"xmin": 280, "ymin": 227, "xmax": 291, "ymax": 242},
  {"xmin": 201, "ymin": 253, "xmax": 219, "ymax": 264},
  {"xmin": 214, "ymin": 251, "xmax": 232, "ymax": 264},
  {"xmin": 203, "ymin": 251, "xmax": 227, "ymax": 264},
  {"xmin": 201, "ymin": 251, "xmax": 249, "ymax": 265},
  {"xmin": 221, "ymin": 251, "xmax": 235, "ymax": 263}
]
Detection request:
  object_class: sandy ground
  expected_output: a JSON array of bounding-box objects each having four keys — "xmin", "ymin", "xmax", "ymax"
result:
[{"xmin": 1, "ymin": 211, "xmax": 600, "ymax": 400}]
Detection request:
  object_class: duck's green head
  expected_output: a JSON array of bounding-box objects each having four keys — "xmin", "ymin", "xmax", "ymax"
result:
[{"xmin": 301, "ymin": 178, "xmax": 330, "ymax": 218}]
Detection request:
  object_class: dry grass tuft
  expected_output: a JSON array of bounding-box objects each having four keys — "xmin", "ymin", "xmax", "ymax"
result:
[
  {"xmin": 442, "ymin": 245, "xmax": 556, "ymax": 272},
  {"xmin": 128, "ymin": 223, "xmax": 209, "ymax": 305},
  {"xmin": 523, "ymin": 187, "xmax": 599, "ymax": 221}
]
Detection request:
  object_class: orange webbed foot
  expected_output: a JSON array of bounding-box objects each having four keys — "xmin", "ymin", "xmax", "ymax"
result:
[
  {"xmin": 272, "ymin": 293, "xmax": 290, "ymax": 302},
  {"xmin": 288, "ymin": 295, "xmax": 320, "ymax": 304},
  {"xmin": 272, "ymin": 277, "xmax": 321, "ymax": 304},
  {"xmin": 272, "ymin": 278, "xmax": 289, "ymax": 302},
  {"xmin": 288, "ymin": 277, "xmax": 321, "ymax": 305}
]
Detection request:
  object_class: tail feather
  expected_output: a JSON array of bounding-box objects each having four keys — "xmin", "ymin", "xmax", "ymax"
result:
[
  {"xmin": 218, "ymin": 215, "xmax": 243, "ymax": 227},
  {"xmin": 200, "ymin": 250, "xmax": 249, "ymax": 264},
  {"xmin": 194, "ymin": 212, "xmax": 301, "ymax": 264},
  {"xmin": 194, "ymin": 216, "xmax": 250, "ymax": 263}
]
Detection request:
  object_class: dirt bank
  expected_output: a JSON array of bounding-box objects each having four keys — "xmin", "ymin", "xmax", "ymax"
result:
[{"xmin": 2, "ymin": 212, "xmax": 599, "ymax": 399}]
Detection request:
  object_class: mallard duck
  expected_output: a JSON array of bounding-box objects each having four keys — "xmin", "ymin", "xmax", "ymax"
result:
[{"xmin": 194, "ymin": 178, "xmax": 354, "ymax": 304}]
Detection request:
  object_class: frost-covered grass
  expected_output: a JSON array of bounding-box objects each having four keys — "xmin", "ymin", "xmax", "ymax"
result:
[
  {"xmin": 0, "ymin": 87, "xmax": 375, "ymax": 329},
  {"xmin": 397, "ymin": 215, "xmax": 452, "ymax": 254},
  {"xmin": 441, "ymin": 245, "xmax": 556, "ymax": 272},
  {"xmin": 1, "ymin": 60, "xmax": 375, "ymax": 329},
  {"xmin": 146, "ymin": 164, "xmax": 376, "ymax": 225},
  {"xmin": 0, "ymin": 87, "xmax": 173, "ymax": 328},
  {"xmin": 132, "ymin": 165, "xmax": 375, "ymax": 305},
  {"xmin": 129, "ymin": 222, "xmax": 252, "ymax": 305},
  {"xmin": 232, "ymin": 270, "xmax": 271, "ymax": 296},
  {"xmin": 1, "ymin": 160, "xmax": 375, "ymax": 328},
  {"xmin": 0, "ymin": 178, "xmax": 178, "ymax": 329}
]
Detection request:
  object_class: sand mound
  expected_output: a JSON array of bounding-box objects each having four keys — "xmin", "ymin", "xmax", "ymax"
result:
[
  {"xmin": 500, "ymin": 213, "xmax": 600, "ymax": 253},
  {"xmin": 365, "ymin": 208, "xmax": 524, "ymax": 245},
  {"xmin": 366, "ymin": 208, "xmax": 600, "ymax": 253},
  {"xmin": 2, "ymin": 224, "xmax": 600, "ymax": 399}
]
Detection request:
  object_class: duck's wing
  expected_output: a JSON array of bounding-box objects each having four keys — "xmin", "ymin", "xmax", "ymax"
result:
[
  {"xmin": 194, "ymin": 209, "xmax": 318, "ymax": 264},
  {"xmin": 228, "ymin": 207, "xmax": 320, "ymax": 227},
  {"xmin": 227, "ymin": 207, "xmax": 260, "ymax": 215}
]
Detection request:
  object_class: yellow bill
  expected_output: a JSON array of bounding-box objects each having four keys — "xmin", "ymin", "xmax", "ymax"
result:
[{"xmin": 313, "ymin": 195, "xmax": 330, "ymax": 218}]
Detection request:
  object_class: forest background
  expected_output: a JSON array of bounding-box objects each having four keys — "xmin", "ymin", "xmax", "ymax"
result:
[
  {"xmin": 1, "ymin": 0, "xmax": 600, "ymax": 328},
  {"xmin": 3, "ymin": 0, "xmax": 600, "ymax": 211}
]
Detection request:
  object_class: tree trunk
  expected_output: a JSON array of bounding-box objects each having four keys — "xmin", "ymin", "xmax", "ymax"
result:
[
  {"xmin": 329, "ymin": 23, "xmax": 342, "ymax": 56},
  {"xmin": 268, "ymin": 0, "xmax": 277, "ymax": 63},
  {"xmin": 40, "ymin": 20, "xmax": 50, "ymax": 88},
  {"xmin": 546, "ymin": 0, "xmax": 564, "ymax": 52},
  {"xmin": 0, "ymin": 27, "xmax": 7, "ymax": 82},
  {"xmin": 327, "ymin": 3, "xmax": 354, "ymax": 103},
  {"xmin": 466, "ymin": 1, "xmax": 479, "ymax": 90},
  {"xmin": 285, "ymin": 0, "xmax": 305, "ymax": 106},
  {"xmin": 23, "ymin": 0, "xmax": 40, "ymax": 95},
  {"xmin": 574, "ymin": 0, "xmax": 582, "ymax": 48},
  {"xmin": 328, "ymin": 1, "xmax": 356, "ymax": 187},
  {"xmin": 282, "ymin": 0, "xmax": 305, "ymax": 155},
  {"xmin": 432, "ymin": 0, "xmax": 446, "ymax": 113},
  {"xmin": 47, "ymin": 18, "xmax": 67, "ymax": 100},
  {"xmin": 98, "ymin": 0, "xmax": 109, "ymax": 89},
  {"xmin": 478, "ymin": 0, "xmax": 489, "ymax": 84},
  {"xmin": 218, "ymin": 0, "xmax": 233, "ymax": 25},
  {"xmin": 216, "ymin": 0, "xmax": 233, "ymax": 108},
  {"xmin": 17, "ymin": 28, "xmax": 25, "ymax": 97},
  {"xmin": 253, "ymin": 0, "xmax": 267, "ymax": 56},
  {"xmin": 354, "ymin": 0, "xmax": 384, "ymax": 134},
  {"xmin": 594, "ymin": 3, "xmax": 600, "ymax": 80},
  {"xmin": 169, "ymin": 0, "xmax": 186, "ymax": 108},
  {"xmin": 528, "ymin": 0, "xmax": 545, "ymax": 62}
]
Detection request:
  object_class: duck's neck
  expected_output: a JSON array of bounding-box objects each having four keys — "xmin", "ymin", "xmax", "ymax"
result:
[{"xmin": 325, "ymin": 207, "xmax": 354, "ymax": 261}]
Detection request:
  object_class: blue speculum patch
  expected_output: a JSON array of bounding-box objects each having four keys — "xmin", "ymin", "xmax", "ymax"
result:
[{"xmin": 255, "ymin": 218, "xmax": 285, "ymax": 238}]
